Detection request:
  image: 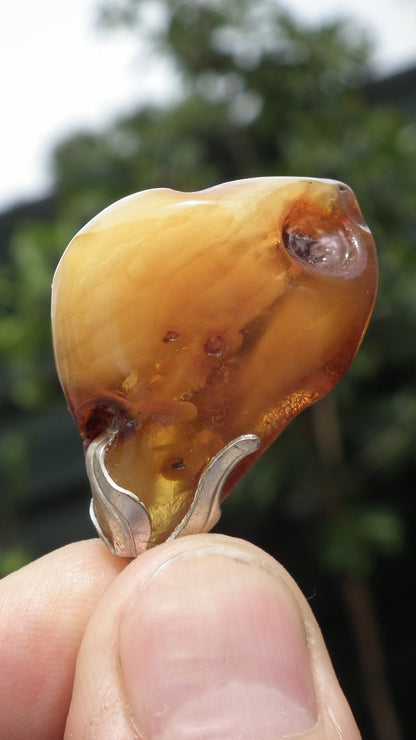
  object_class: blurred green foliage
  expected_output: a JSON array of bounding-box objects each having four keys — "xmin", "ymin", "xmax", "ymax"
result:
[{"xmin": 1, "ymin": 0, "xmax": 415, "ymax": 580}]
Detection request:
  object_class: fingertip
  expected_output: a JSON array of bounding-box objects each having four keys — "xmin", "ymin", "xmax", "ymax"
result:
[
  {"xmin": 0, "ymin": 539, "xmax": 126, "ymax": 740},
  {"xmin": 65, "ymin": 534, "xmax": 361, "ymax": 739}
]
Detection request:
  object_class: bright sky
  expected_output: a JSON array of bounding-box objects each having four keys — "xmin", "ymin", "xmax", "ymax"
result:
[{"xmin": 1, "ymin": 0, "xmax": 415, "ymax": 213}]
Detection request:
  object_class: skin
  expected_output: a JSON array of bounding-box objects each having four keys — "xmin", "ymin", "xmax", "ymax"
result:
[{"xmin": 0, "ymin": 533, "xmax": 361, "ymax": 739}]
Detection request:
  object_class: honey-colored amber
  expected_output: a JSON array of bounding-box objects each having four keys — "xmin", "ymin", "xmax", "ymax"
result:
[{"xmin": 51, "ymin": 177, "xmax": 378, "ymax": 544}]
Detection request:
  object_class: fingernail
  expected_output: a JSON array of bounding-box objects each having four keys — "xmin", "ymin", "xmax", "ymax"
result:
[{"xmin": 119, "ymin": 544, "xmax": 317, "ymax": 739}]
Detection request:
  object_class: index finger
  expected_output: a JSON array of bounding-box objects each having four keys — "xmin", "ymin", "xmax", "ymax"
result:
[{"xmin": 0, "ymin": 539, "xmax": 125, "ymax": 740}]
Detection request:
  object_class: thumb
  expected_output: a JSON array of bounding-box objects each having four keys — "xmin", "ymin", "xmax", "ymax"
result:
[{"xmin": 65, "ymin": 534, "xmax": 360, "ymax": 739}]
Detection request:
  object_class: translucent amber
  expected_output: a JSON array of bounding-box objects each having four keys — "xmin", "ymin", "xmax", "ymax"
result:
[{"xmin": 51, "ymin": 177, "xmax": 378, "ymax": 544}]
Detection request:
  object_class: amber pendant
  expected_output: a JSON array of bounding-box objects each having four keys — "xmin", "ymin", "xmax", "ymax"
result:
[{"xmin": 51, "ymin": 177, "xmax": 378, "ymax": 556}]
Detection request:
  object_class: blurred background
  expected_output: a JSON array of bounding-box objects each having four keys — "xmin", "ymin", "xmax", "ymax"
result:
[{"xmin": 1, "ymin": 1, "xmax": 415, "ymax": 737}]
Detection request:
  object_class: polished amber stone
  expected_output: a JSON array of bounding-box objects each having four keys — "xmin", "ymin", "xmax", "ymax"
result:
[{"xmin": 51, "ymin": 177, "xmax": 378, "ymax": 544}]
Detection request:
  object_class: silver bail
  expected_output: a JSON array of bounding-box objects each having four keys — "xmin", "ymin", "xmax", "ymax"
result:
[{"xmin": 86, "ymin": 431, "xmax": 261, "ymax": 557}]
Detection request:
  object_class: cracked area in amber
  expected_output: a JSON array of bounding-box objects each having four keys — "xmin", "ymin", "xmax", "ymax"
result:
[{"xmin": 51, "ymin": 177, "xmax": 378, "ymax": 543}]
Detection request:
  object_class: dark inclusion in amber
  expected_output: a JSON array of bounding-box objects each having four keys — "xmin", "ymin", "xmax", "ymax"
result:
[{"xmin": 51, "ymin": 177, "xmax": 378, "ymax": 544}]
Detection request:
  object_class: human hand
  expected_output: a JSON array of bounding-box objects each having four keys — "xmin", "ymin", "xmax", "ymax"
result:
[{"xmin": 0, "ymin": 534, "xmax": 361, "ymax": 739}]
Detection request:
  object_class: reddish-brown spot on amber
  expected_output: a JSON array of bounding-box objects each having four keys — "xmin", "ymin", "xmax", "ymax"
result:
[
  {"xmin": 204, "ymin": 335, "xmax": 226, "ymax": 357},
  {"xmin": 51, "ymin": 177, "xmax": 378, "ymax": 544},
  {"xmin": 163, "ymin": 330, "xmax": 181, "ymax": 343}
]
